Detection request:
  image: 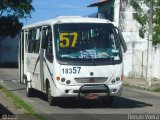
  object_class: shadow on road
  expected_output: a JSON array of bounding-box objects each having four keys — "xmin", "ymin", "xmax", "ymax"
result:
[
  {"xmin": 111, "ymin": 96, "xmax": 153, "ymax": 108},
  {"xmin": 56, "ymin": 96, "xmax": 152, "ymax": 109},
  {"xmin": 10, "ymin": 88, "xmax": 26, "ymax": 92},
  {"xmin": 33, "ymin": 90, "xmax": 153, "ymax": 109},
  {"xmin": 0, "ymin": 104, "xmax": 13, "ymax": 117}
]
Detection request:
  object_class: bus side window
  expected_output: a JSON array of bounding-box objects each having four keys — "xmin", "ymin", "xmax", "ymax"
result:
[
  {"xmin": 24, "ymin": 30, "xmax": 29, "ymax": 52},
  {"xmin": 34, "ymin": 28, "xmax": 41, "ymax": 53},
  {"xmin": 28, "ymin": 28, "xmax": 41, "ymax": 53},
  {"xmin": 45, "ymin": 27, "xmax": 53, "ymax": 63},
  {"xmin": 28, "ymin": 28, "xmax": 36, "ymax": 53}
]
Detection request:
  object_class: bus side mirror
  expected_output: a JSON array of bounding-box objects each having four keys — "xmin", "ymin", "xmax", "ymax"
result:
[
  {"xmin": 115, "ymin": 27, "xmax": 127, "ymax": 53},
  {"xmin": 41, "ymin": 36, "xmax": 48, "ymax": 49},
  {"xmin": 119, "ymin": 30, "xmax": 127, "ymax": 53}
]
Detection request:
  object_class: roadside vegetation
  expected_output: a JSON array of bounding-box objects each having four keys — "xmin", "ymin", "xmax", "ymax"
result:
[
  {"xmin": 151, "ymin": 87, "xmax": 160, "ymax": 92},
  {"xmin": 123, "ymin": 82, "xmax": 160, "ymax": 93},
  {"xmin": 130, "ymin": 0, "xmax": 160, "ymax": 45},
  {"xmin": 0, "ymin": 0, "xmax": 34, "ymax": 40},
  {"xmin": 0, "ymin": 84, "xmax": 46, "ymax": 120}
]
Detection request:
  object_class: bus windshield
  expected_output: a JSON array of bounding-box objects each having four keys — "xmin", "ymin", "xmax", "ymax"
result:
[{"xmin": 54, "ymin": 23, "xmax": 122, "ymax": 65}]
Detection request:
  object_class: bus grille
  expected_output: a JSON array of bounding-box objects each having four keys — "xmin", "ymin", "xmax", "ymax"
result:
[{"xmin": 74, "ymin": 77, "xmax": 108, "ymax": 83}]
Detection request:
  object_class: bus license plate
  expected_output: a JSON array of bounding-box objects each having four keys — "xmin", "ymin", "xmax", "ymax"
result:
[{"xmin": 85, "ymin": 93, "xmax": 99, "ymax": 100}]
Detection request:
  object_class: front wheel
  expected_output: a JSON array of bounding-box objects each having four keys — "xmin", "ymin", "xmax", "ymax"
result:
[
  {"xmin": 102, "ymin": 96, "xmax": 114, "ymax": 107},
  {"xmin": 26, "ymin": 82, "xmax": 34, "ymax": 97},
  {"xmin": 47, "ymin": 83, "xmax": 56, "ymax": 106}
]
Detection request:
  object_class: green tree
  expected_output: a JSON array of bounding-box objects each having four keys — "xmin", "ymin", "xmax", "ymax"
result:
[
  {"xmin": 0, "ymin": 0, "xmax": 34, "ymax": 19},
  {"xmin": 0, "ymin": 16, "xmax": 23, "ymax": 39},
  {"xmin": 130, "ymin": 0, "xmax": 160, "ymax": 45},
  {"xmin": 0, "ymin": 0, "xmax": 34, "ymax": 39}
]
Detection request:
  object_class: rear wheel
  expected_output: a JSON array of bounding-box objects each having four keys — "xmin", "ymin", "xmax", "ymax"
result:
[
  {"xmin": 47, "ymin": 83, "xmax": 55, "ymax": 106},
  {"xmin": 102, "ymin": 96, "xmax": 114, "ymax": 107}
]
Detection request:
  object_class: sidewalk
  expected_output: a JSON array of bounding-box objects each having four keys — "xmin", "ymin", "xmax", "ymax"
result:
[
  {"xmin": 0, "ymin": 87, "xmax": 25, "ymax": 119},
  {"xmin": 0, "ymin": 85, "xmax": 38, "ymax": 120},
  {"xmin": 123, "ymin": 77, "xmax": 160, "ymax": 92}
]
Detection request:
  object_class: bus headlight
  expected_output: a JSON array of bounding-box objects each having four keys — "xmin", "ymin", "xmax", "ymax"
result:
[
  {"xmin": 61, "ymin": 78, "xmax": 65, "ymax": 82},
  {"xmin": 111, "ymin": 79, "xmax": 116, "ymax": 84},
  {"xmin": 66, "ymin": 80, "xmax": 71, "ymax": 84},
  {"xmin": 116, "ymin": 77, "xmax": 120, "ymax": 81},
  {"xmin": 110, "ymin": 77, "xmax": 121, "ymax": 84}
]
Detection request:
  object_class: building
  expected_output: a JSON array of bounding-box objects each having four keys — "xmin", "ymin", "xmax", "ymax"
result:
[
  {"xmin": 88, "ymin": 0, "xmax": 160, "ymax": 81},
  {"xmin": 88, "ymin": 0, "xmax": 120, "ymax": 26},
  {"xmin": 0, "ymin": 36, "xmax": 19, "ymax": 67}
]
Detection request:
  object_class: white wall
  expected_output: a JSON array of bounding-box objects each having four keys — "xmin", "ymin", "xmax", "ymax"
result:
[
  {"xmin": 121, "ymin": 2, "xmax": 160, "ymax": 80},
  {"xmin": 123, "ymin": 42, "xmax": 133, "ymax": 77},
  {"xmin": 152, "ymin": 45, "xmax": 160, "ymax": 80}
]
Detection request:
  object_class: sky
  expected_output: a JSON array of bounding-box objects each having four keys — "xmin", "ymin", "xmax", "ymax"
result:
[{"xmin": 23, "ymin": 0, "xmax": 98, "ymax": 25}]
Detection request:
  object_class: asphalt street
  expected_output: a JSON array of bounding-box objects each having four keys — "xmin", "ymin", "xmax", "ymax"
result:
[{"xmin": 0, "ymin": 68, "xmax": 160, "ymax": 120}]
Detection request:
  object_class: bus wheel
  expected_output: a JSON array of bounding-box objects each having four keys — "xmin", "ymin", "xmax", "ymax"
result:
[
  {"xmin": 102, "ymin": 96, "xmax": 114, "ymax": 107},
  {"xmin": 47, "ymin": 83, "xmax": 55, "ymax": 106},
  {"xmin": 26, "ymin": 82, "xmax": 33, "ymax": 97}
]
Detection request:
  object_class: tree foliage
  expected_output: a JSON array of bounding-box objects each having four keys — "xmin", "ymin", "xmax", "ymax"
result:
[
  {"xmin": 0, "ymin": 0, "xmax": 34, "ymax": 39},
  {"xmin": 0, "ymin": 0, "xmax": 34, "ymax": 19},
  {"xmin": 130, "ymin": 0, "xmax": 160, "ymax": 45},
  {"xmin": 0, "ymin": 16, "xmax": 23, "ymax": 40}
]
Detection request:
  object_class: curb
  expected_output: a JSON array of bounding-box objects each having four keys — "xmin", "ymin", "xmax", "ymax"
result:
[{"xmin": 123, "ymin": 83, "xmax": 160, "ymax": 93}]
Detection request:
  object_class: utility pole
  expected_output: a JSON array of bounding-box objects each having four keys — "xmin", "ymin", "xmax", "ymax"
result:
[
  {"xmin": 118, "ymin": 0, "xmax": 125, "ymax": 31},
  {"xmin": 146, "ymin": 0, "xmax": 153, "ymax": 87}
]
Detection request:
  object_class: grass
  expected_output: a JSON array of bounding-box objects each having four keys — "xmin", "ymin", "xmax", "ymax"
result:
[
  {"xmin": 151, "ymin": 87, "xmax": 160, "ymax": 92},
  {"xmin": 124, "ymin": 82, "xmax": 160, "ymax": 93},
  {"xmin": 0, "ymin": 84, "xmax": 47, "ymax": 120},
  {"xmin": 123, "ymin": 83, "xmax": 129, "ymax": 87}
]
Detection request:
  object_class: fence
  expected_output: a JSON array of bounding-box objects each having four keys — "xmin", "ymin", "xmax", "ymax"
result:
[{"xmin": 124, "ymin": 42, "xmax": 160, "ymax": 81}]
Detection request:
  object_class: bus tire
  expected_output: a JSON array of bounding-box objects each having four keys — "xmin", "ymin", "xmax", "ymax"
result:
[
  {"xmin": 26, "ymin": 82, "xmax": 33, "ymax": 97},
  {"xmin": 47, "ymin": 83, "xmax": 55, "ymax": 106},
  {"xmin": 102, "ymin": 96, "xmax": 114, "ymax": 107}
]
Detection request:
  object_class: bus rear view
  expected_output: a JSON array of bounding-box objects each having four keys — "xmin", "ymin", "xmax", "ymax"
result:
[{"xmin": 20, "ymin": 16, "xmax": 127, "ymax": 106}]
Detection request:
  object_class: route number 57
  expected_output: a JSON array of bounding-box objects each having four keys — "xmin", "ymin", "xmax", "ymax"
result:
[{"xmin": 60, "ymin": 32, "xmax": 78, "ymax": 48}]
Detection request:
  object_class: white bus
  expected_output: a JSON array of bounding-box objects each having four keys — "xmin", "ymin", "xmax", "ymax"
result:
[{"xmin": 19, "ymin": 16, "xmax": 127, "ymax": 106}]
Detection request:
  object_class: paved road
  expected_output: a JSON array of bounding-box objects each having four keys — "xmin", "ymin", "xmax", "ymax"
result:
[{"xmin": 0, "ymin": 68, "xmax": 160, "ymax": 120}]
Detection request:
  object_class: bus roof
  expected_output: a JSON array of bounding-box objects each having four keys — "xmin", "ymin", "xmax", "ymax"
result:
[{"xmin": 22, "ymin": 16, "xmax": 113, "ymax": 29}]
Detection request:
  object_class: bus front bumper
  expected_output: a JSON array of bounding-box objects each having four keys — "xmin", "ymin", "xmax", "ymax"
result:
[{"xmin": 52, "ymin": 82, "xmax": 123, "ymax": 98}]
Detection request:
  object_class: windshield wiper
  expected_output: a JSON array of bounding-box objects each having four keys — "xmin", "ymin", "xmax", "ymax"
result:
[
  {"xmin": 71, "ymin": 46, "xmax": 96, "ymax": 65},
  {"xmin": 81, "ymin": 50, "xmax": 96, "ymax": 66},
  {"xmin": 98, "ymin": 49, "xmax": 114, "ymax": 64}
]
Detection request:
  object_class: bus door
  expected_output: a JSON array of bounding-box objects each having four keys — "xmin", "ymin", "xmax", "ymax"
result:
[
  {"xmin": 40, "ymin": 26, "xmax": 53, "ymax": 92},
  {"xmin": 19, "ymin": 31, "xmax": 24, "ymax": 83},
  {"xmin": 20, "ymin": 30, "xmax": 29, "ymax": 84},
  {"xmin": 39, "ymin": 26, "xmax": 47, "ymax": 92},
  {"xmin": 27, "ymin": 28, "xmax": 41, "ymax": 90}
]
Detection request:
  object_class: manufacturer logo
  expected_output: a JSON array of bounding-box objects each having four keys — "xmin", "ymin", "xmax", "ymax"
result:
[{"xmin": 90, "ymin": 72, "xmax": 94, "ymax": 76}]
